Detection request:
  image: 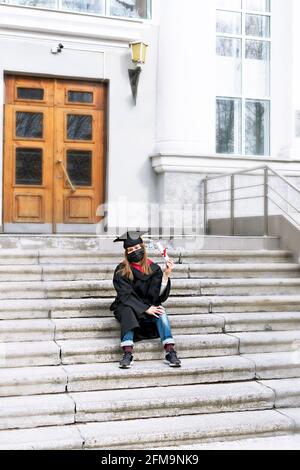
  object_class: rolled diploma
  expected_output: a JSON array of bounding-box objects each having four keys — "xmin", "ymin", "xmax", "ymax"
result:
[{"xmin": 156, "ymin": 242, "xmax": 170, "ymax": 263}]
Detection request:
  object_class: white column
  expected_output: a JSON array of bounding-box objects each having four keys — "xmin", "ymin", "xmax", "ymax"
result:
[
  {"xmin": 288, "ymin": 0, "xmax": 300, "ymax": 158},
  {"xmin": 154, "ymin": 0, "xmax": 216, "ymax": 156}
]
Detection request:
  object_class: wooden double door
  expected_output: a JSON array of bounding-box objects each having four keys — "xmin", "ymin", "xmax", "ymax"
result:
[{"xmin": 3, "ymin": 75, "xmax": 106, "ymax": 233}]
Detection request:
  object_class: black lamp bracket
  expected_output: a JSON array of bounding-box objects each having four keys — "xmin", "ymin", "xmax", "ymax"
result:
[{"xmin": 128, "ymin": 65, "xmax": 142, "ymax": 105}]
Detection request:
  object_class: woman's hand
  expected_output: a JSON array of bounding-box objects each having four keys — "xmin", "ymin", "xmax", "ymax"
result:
[
  {"xmin": 145, "ymin": 305, "xmax": 165, "ymax": 318},
  {"xmin": 164, "ymin": 258, "xmax": 175, "ymax": 277}
]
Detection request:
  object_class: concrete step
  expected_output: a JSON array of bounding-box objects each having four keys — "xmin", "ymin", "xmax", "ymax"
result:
[
  {"xmin": 0, "ymin": 356, "xmax": 255, "ymax": 397},
  {"xmin": 0, "ymin": 265, "xmax": 42, "ymax": 281},
  {"xmin": 0, "ymin": 334, "xmax": 238, "ymax": 368},
  {"xmin": 70, "ymin": 381, "xmax": 275, "ymax": 424},
  {"xmin": 167, "ymin": 279, "xmax": 300, "ymax": 296},
  {"xmin": 259, "ymin": 378, "xmax": 300, "ymax": 408},
  {"xmin": 0, "ymin": 423, "xmax": 83, "ymax": 449},
  {"xmin": 0, "ymin": 315, "xmax": 225, "ymax": 342},
  {"xmin": 0, "ymin": 341, "xmax": 61, "ymax": 368},
  {"xmin": 0, "ymin": 394, "xmax": 75, "ymax": 430},
  {"xmin": 232, "ymin": 331, "xmax": 300, "ymax": 354},
  {"xmin": 0, "ymin": 381, "xmax": 275, "ymax": 430},
  {"xmin": 0, "ymin": 409, "xmax": 294, "ymax": 449},
  {"xmin": 57, "ymin": 334, "xmax": 239, "ymax": 365},
  {"xmin": 1, "ymin": 278, "xmax": 300, "ymax": 300},
  {"xmin": 1, "ymin": 263, "xmax": 299, "ymax": 281},
  {"xmin": 2, "ymin": 331, "xmax": 297, "ymax": 369},
  {"xmin": 0, "ymin": 319, "xmax": 55, "ymax": 342},
  {"xmin": 0, "ymin": 365, "xmax": 68, "ymax": 397},
  {"xmin": 54, "ymin": 315, "xmax": 223, "ymax": 340},
  {"xmin": 0, "ymin": 235, "xmax": 280, "ymax": 250},
  {"xmin": 76, "ymin": 409, "xmax": 294, "ymax": 449},
  {"xmin": 39, "ymin": 249, "xmax": 294, "ymax": 265},
  {"xmin": 158, "ymin": 434, "xmax": 300, "ymax": 450},
  {"xmin": 0, "ymin": 235, "xmax": 107, "ymax": 250},
  {"xmin": 3, "ymin": 296, "xmax": 300, "ymax": 320},
  {"xmin": 0, "ymin": 249, "xmax": 292, "ymax": 266},
  {"xmin": 221, "ymin": 312, "xmax": 300, "ymax": 333},
  {"xmin": 198, "ymin": 279, "xmax": 300, "ymax": 296},
  {"xmin": 187, "ymin": 264, "xmax": 300, "ymax": 279},
  {"xmin": 171, "ymin": 295, "xmax": 300, "ymax": 314},
  {"xmin": 242, "ymin": 352, "xmax": 300, "ymax": 380},
  {"xmin": 5, "ymin": 352, "xmax": 300, "ymax": 399},
  {"xmin": 276, "ymin": 408, "xmax": 300, "ymax": 433},
  {"xmin": 3, "ymin": 312, "xmax": 300, "ymax": 344}
]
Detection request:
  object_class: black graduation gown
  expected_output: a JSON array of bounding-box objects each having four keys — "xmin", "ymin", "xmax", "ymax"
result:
[{"xmin": 109, "ymin": 262, "xmax": 171, "ymax": 342}]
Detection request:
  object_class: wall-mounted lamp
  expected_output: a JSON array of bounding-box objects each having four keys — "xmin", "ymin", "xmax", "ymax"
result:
[{"xmin": 128, "ymin": 41, "xmax": 148, "ymax": 105}]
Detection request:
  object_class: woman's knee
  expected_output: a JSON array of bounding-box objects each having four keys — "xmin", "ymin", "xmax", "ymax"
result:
[{"xmin": 157, "ymin": 311, "xmax": 171, "ymax": 327}]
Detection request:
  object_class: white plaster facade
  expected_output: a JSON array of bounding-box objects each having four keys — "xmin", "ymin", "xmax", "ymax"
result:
[{"xmin": 0, "ymin": 0, "xmax": 299, "ymax": 232}]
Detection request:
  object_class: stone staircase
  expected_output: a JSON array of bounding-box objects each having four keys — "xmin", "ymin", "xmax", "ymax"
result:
[{"xmin": 1, "ymin": 235, "xmax": 300, "ymax": 449}]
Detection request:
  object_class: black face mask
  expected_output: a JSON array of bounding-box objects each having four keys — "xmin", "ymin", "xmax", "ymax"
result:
[{"xmin": 127, "ymin": 248, "xmax": 145, "ymax": 263}]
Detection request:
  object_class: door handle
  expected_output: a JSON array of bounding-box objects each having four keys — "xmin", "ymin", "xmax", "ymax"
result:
[{"xmin": 56, "ymin": 159, "xmax": 76, "ymax": 193}]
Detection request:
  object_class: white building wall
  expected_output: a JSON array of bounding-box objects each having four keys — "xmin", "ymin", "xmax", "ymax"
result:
[
  {"xmin": 271, "ymin": 0, "xmax": 293, "ymax": 158},
  {"xmin": 0, "ymin": 1, "xmax": 299, "ymax": 233},
  {"xmin": 288, "ymin": 0, "xmax": 300, "ymax": 158},
  {"xmin": 151, "ymin": 0, "xmax": 300, "ymax": 211},
  {"xmin": 0, "ymin": 3, "xmax": 159, "ymax": 231},
  {"xmin": 155, "ymin": 0, "xmax": 216, "ymax": 156},
  {"xmin": 154, "ymin": 0, "xmax": 296, "ymax": 161}
]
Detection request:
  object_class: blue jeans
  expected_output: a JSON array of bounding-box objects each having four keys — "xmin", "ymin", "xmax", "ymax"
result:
[{"xmin": 121, "ymin": 311, "xmax": 175, "ymax": 347}]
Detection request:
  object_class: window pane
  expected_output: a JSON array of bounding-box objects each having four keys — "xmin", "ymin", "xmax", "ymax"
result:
[
  {"xmin": 10, "ymin": 0, "xmax": 56, "ymax": 7},
  {"xmin": 67, "ymin": 114, "xmax": 92, "ymax": 140},
  {"xmin": 245, "ymin": 40, "xmax": 270, "ymax": 96},
  {"xmin": 246, "ymin": 14, "xmax": 270, "ymax": 37},
  {"xmin": 67, "ymin": 91, "xmax": 93, "ymax": 104},
  {"xmin": 109, "ymin": 0, "xmax": 149, "ymax": 19},
  {"xmin": 217, "ymin": 37, "xmax": 242, "ymax": 96},
  {"xmin": 245, "ymin": 100, "xmax": 270, "ymax": 155},
  {"xmin": 217, "ymin": 10, "xmax": 242, "ymax": 34},
  {"xmin": 216, "ymin": 98, "xmax": 242, "ymax": 154},
  {"xmin": 67, "ymin": 150, "xmax": 92, "ymax": 186},
  {"xmin": 62, "ymin": 0, "xmax": 105, "ymax": 14},
  {"xmin": 244, "ymin": 0, "xmax": 270, "ymax": 12},
  {"xmin": 17, "ymin": 88, "xmax": 44, "ymax": 101},
  {"xmin": 16, "ymin": 148, "xmax": 43, "ymax": 185},
  {"xmin": 216, "ymin": 0, "xmax": 241, "ymax": 10},
  {"xmin": 16, "ymin": 112, "xmax": 43, "ymax": 139}
]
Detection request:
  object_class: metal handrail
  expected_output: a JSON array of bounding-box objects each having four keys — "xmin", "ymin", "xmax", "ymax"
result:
[
  {"xmin": 206, "ymin": 182, "xmax": 263, "ymax": 196},
  {"xmin": 203, "ymin": 164, "xmax": 300, "ymax": 236},
  {"xmin": 268, "ymin": 185, "xmax": 300, "ymax": 214},
  {"xmin": 205, "ymin": 164, "xmax": 300, "ymax": 196},
  {"xmin": 205, "ymin": 164, "xmax": 269, "ymax": 182}
]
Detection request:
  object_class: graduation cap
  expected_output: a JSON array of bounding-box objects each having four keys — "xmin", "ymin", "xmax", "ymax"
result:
[{"xmin": 113, "ymin": 230, "xmax": 148, "ymax": 249}]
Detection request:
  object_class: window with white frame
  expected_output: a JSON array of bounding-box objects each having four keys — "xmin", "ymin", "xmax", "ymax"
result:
[
  {"xmin": 0, "ymin": 0, "xmax": 151, "ymax": 19},
  {"xmin": 216, "ymin": 0, "xmax": 271, "ymax": 156}
]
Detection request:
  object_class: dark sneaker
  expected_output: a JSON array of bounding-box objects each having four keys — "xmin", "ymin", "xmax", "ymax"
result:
[
  {"xmin": 165, "ymin": 350, "xmax": 181, "ymax": 367},
  {"xmin": 119, "ymin": 352, "xmax": 134, "ymax": 369}
]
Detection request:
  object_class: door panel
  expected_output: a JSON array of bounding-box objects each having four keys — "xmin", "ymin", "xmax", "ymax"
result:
[
  {"xmin": 54, "ymin": 106, "xmax": 104, "ymax": 225},
  {"xmin": 4, "ymin": 75, "xmax": 106, "ymax": 232},
  {"xmin": 4, "ymin": 103, "xmax": 54, "ymax": 225},
  {"xmin": 5, "ymin": 76, "xmax": 54, "ymax": 108},
  {"xmin": 54, "ymin": 79, "xmax": 104, "ymax": 110}
]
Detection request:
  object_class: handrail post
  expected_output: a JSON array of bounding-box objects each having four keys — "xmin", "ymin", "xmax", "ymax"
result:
[
  {"xmin": 204, "ymin": 178, "xmax": 208, "ymax": 235},
  {"xmin": 231, "ymin": 175, "xmax": 235, "ymax": 236},
  {"xmin": 264, "ymin": 167, "xmax": 269, "ymax": 236}
]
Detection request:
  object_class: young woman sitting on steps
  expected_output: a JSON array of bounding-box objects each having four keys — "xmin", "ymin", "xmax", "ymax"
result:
[{"xmin": 109, "ymin": 231, "xmax": 181, "ymax": 369}]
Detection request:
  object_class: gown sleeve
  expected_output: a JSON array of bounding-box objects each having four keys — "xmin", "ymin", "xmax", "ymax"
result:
[
  {"xmin": 159, "ymin": 279, "xmax": 168, "ymax": 296},
  {"xmin": 112, "ymin": 268, "xmax": 151, "ymax": 314},
  {"xmin": 158, "ymin": 276, "xmax": 171, "ymax": 304},
  {"xmin": 148, "ymin": 264, "xmax": 171, "ymax": 305}
]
